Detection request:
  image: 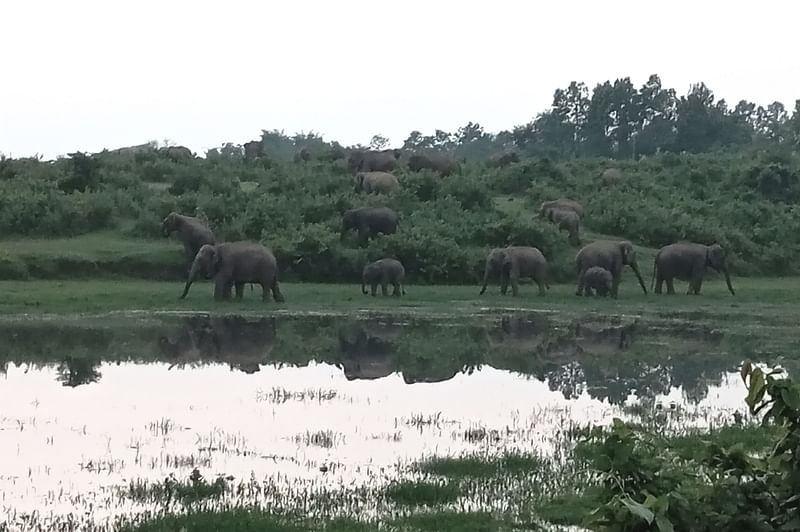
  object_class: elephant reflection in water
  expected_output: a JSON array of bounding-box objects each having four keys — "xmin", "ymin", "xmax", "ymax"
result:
[
  {"xmin": 158, "ymin": 316, "xmax": 277, "ymax": 374},
  {"xmin": 56, "ymin": 356, "xmax": 102, "ymax": 387},
  {"xmin": 336, "ymin": 320, "xmax": 402, "ymax": 380}
]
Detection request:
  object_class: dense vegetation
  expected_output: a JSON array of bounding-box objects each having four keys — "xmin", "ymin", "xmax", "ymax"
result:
[{"xmin": 1, "ymin": 74, "xmax": 799, "ymax": 285}]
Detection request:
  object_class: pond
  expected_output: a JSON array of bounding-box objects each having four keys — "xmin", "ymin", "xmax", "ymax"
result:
[{"xmin": 0, "ymin": 310, "xmax": 792, "ymax": 529}]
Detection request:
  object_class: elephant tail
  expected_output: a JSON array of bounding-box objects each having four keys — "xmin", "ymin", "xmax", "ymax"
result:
[{"xmin": 650, "ymin": 253, "xmax": 658, "ymax": 291}]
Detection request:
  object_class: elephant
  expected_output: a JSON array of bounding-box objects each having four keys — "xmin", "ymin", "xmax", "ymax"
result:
[
  {"xmin": 161, "ymin": 212, "xmax": 216, "ymax": 266},
  {"xmin": 163, "ymin": 146, "xmax": 193, "ymax": 162},
  {"xmin": 347, "ymin": 149, "xmax": 401, "ymax": 173},
  {"xmin": 362, "ymin": 258, "xmax": 406, "ymax": 297},
  {"xmin": 479, "ymin": 246, "xmax": 549, "ymax": 296},
  {"xmin": 341, "ymin": 206, "xmax": 399, "ymax": 244},
  {"xmin": 545, "ymin": 207, "xmax": 581, "ymax": 245},
  {"xmin": 539, "ymin": 199, "xmax": 584, "ymax": 218},
  {"xmin": 354, "ymin": 171, "xmax": 400, "ymax": 194},
  {"xmin": 407, "ymin": 153, "xmax": 460, "ymax": 176},
  {"xmin": 487, "ymin": 152, "xmax": 520, "ymax": 168},
  {"xmin": 575, "ymin": 240, "xmax": 647, "ymax": 298},
  {"xmin": 582, "ymin": 266, "xmax": 613, "ymax": 296},
  {"xmin": 652, "ymin": 242, "xmax": 735, "ymax": 295},
  {"xmin": 293, "ymin": 148, "xmax": 311, "ymax": 163},
  {"xmin": 179, "ymin": 242, "xmax": 285, "ymax": 303},
  {"xmin": 243, "ymin": 140, "xmax": 264, "ymax": 160}
]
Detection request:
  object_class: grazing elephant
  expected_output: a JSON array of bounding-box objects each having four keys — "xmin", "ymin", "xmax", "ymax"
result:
[
  {"xmin": 582, "ymin": 266, "xmax": 613, "ymax": 296},
  {"xmin": 487, "ymin": 152, "xmax": 520, "ymax": 168},
  {"xmin": 407, "ymin": 153, "xmax": 460, "ymax": 176},
  {"xmin": 362, "ymin": 258, "xmax": 406, "ymax": 297},
  {"xmin": 652, "ymin": 242, "xmax": 735, "ymax": 295},
  {"xmin": 539, "ymin": 199, "xmax": 584, "ymax": 218},
  {"xmin": 575, "ymin": 240, "xmax": 648, "ymax": 298},
  {"xmin": 479, "ymin": 246, "xmax": 549, "ymax": 296},
  {"xmin": 341, "ymin": 207, "xmax": 399, "ymax": 243},
  {"xmin": 243, "ymin": 140, "xmax": 263, "ymax": 160},
  {"xmin": 354, "ymin": 171, "xmax": 400, "ymax": 194},
  {"xmin": 162, "ymin": 212, "xmax": 216, "ymax": 266},
  {"xmin": 545, "ymin": 207, "xmax": 581, "ymax": 245},
  {"xmin": 179, "ymin": 242, "xmax": 285, "ymax": 302},
  {"xmin": 163, "ymin": 146, "xmax": 193, "ymax": 162},
  {"xmin": 348, "ymin": 149, "xmax": 400, "ymax": 173}
]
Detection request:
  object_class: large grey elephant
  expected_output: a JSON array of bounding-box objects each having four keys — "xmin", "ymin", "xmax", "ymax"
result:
[
  {"xmin": 582, "ymin": 266, "xmax": 613, "ymax": 296},
  {"xmin": 179, "ymin": 242, "xmax": 285, "ymax": 302},
  {"xmin": 348, "ymin": 149, "xmax": 400, "ymax": 173},
  {"xmin": 539, "ymin": 199, "xmax": 584, "ymax": 218},
  {"xmin": 163, "ymin": 146, "xmax": 193, "ymax": 162},
  {"xmin": 354, "ymin": 171, "xmax": 400, "ymax": 194},
  {"xmin": 341, "ymin": 207, "xmax": 399, "ymax": 243},
  {"xmin": 575, "ymin": 240, "xmax": 647, "ymax": 297},
  {"xmin": 162, "ymin": 212, "xmax": 216, "ymax": 266},
  {"xmin": 362, "ymin": 258, "xmax": 406, "ymax": 296},
  {"xmin": 652, "ymin": 242, "xmax": 735, "ymax": 295},
  {"xmin": 544, "ymin": 207, "xmax": 581, "ymax": 245},
  {"xmin": 479, "ymin": 246, "xmax": 549, "ymax": 296},
  {"xmin": 407, "ymin": 153, "xmax": 460, "ymax": 176}
]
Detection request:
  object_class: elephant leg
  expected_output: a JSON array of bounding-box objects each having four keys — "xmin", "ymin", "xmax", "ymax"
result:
[
  {"xmin": 371, "ymin": 282, "xmax": 377, "ymax": 296},
  {"xmin": 510, "ymin": 274, "xmax": 520, "ymax": 296},
  {"xmin": 610, "ymin": 276, "xmax": 620, "ymax": 299},
  {"xmin": 689, "ymin": 268, "xmax": 703, "ymax": 295},
  {"xmin": 260, "ymin": 282, "xmax": 270, "ymax": 301},
  {"xmin": 213, "ymin": 278, "xmax": 227, "ymax": 301},
  {"xmin": 500, "ymin": 274, "xmax": 509, "ymax": 296},
  {"xmin": 235, "ymin": 283, "xmax": 245, "ymax": 300},
  {"xmin": 380, "ymin": 281, "xmax": 388, "ymax": 296},
  {"xmin": 576, "ymin": 268, "xmax": 587, "ymax": 296},
  {"xmin": 392, "ymin": 282, "xmax": 401, "ymax": 297},
  {"xmin": 666, "ymin": 277, "xmax": 676, "ymax": 295},
  {"xmin": 535, "ymin": 277, "xmax": 546, "ymax": 296},
  {"xmin": 270, "ymin": 279, "xmax": 285, "ymax": 303},
  {"xmin": 655, "ymin": 272, "xmax": 663, "ymax": 294}
]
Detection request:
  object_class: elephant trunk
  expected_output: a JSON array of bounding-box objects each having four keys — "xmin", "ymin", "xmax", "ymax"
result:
[
  {"xmin": 479, "ymin": 264, "xmax": 490, "ymax": 295},
  {"xmin": 722, "ymin": 266, "xmax": 735, "ymax": 295},
  {"xmin": 179, "ymin": 262, "xmax": 201, "ymax": 299},
  {"xmin": 630, "ymin": 262, "xmax": 648, "ymax": 294},
  {"xmin": 161, "ymin": 223, "xmax": 171, "ymax": 237}
]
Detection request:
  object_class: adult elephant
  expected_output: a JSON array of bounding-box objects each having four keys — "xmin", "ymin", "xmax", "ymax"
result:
[
  {"xmin": 575, "ymin": 240, "xmax": 648, "ymax": 298},
  {"xmin": 539, "ymin": 199, "xmax": 584, "ymax": 218},
  {"xmin": 348, "ymin": 149, "xmax": 400, "ymax": 173},
  {"xmin": 544, "ymin": 207, "xmax": 581, "ymax": 245},
  {"xmin": 479, "ymin": 246, "xmax": 549, "ymax": 297},
  {"xmin": 179, "ymin": 242, "xmax": 285, "ymax": 303},
  {"xmin": 354, "ymin": 171, "xmax": 400, "ymax": 194},
  {"xmin": 652, "ymin": 242, "xmax": 735, "ymax": 295},
  {"xmin": 243, "ymin": 140, "xmax": 263, "ymax": 160},
  {"xmin": 407, "ymin": 153, "xmax": 460, "ymax": 177},
  {"xmin": 163, "ymin": 146, "xmax": 193, "ymax": 162},
  {"xmin": 341, "ymin": 207, "xmax": 399, "ymax": 244},
  {"xmin": 162, "ymin": 212, "xmax": 216, "ymax": 266}
]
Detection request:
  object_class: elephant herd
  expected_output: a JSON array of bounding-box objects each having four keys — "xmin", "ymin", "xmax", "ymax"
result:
[{"xmin": 162, "ymin": 181, "xmax": 735, "ymax": 302}]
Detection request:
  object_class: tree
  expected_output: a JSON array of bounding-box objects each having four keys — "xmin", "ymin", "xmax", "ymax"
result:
[{"xmin": 369, "ymin": 134, "xmax": 390, "ymax": 150}]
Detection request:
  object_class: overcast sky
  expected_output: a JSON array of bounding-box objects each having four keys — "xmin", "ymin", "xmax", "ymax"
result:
[{"xmin": 2, "ymin": 0, "xmax": 797, "ymax": 160}]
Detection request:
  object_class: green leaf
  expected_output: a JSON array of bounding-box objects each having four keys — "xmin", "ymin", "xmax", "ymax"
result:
[
  {"xmin": 741, "ymin": 360, "xmax": 752, "ymax": 384},
  {"xmin": 747, "ymin": 368, "xmax": 766, "ymax": 410},
  {"xmin": 621, "ymin": 497, "xmax": 655, "ymax": 524},
  {"xmin": 656, "ymin": 515, "xmax": 676, "ymax": 532}
]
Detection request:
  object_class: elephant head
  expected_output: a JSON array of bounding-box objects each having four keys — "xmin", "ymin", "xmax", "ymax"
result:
[
  {"xmin": 179, "ymin": 244, "xmax": 218, "ymax": 299},
  {"xmin": 353, "ymin": 173, "xmax": 365, "ymax": 193},
  {"xmin": 706, "ymin": 244, "xmax": 735, "ymax": 295},
  {"xmin": 618, "ymin": 241, "xmax": 648, "ymax": 294},
  {"xmin": 340, "ymin": 209, "xmax": 356, "ymax": 240},
  {"xmin": 479, "ymin": 248, "xmax": 508, "ymax": 295},
  {"xmin": 161, "ymin": 212, "xmax": 179, "ymax": 237}
]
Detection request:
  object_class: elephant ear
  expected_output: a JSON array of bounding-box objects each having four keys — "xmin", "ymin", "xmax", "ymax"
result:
[{"xmin": 620, "ymin": 241, "xmax": 634, "ymax": 263}]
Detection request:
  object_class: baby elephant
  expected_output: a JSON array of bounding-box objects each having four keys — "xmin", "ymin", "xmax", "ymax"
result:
[
  {"xmin": 582, "ymin": 266, "xmax": 613, "ymax": 297},
  {"xmin": 362, "ymin": 258, "xmax": 406, "ymax": 297}
]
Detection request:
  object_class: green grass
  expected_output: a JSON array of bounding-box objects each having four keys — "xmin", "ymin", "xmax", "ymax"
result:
[
  {"xmin": 384, "ymin": 479, "xmax": 462, "ymax": 507},
  {"xmin": 413, "ymin": 452, "xmax": 543, "ymax": 479}
]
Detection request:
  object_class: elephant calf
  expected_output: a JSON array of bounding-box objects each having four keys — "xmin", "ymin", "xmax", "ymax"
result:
[
  {"xmin": 354, "ymin": 171, "xmax": 400, "ymax": 194},
  {"xmin": 362, "ymin": 258, "xmax": 406, "ymax": 297},
  {"xmin": 582, "ymin": 266, "xmax": 613, "ymax": 297},
  {"xmin": 179, "ymin": 242, "xmax": 285, "ymax": 303}
]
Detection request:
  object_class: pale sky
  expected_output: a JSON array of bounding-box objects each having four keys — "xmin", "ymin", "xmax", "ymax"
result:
[{"xmin": 2, "ymin": 0, "xmax": 797, "ymax": 160}]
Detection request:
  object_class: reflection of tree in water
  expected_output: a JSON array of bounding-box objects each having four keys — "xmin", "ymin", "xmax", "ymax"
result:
[
  {"xmin": 158, "ymin": 315, "xmax": 277, "ymax": 374},
  {"xmin": 56, "ymin": 356, "xmax": 101, "ymax": 387}
]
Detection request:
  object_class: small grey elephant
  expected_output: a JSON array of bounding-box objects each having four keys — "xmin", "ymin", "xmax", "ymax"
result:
[
  {"xmin": 341, "ymin": 206, "xmax": 399, "ymax": 244},
  {"xmin": 179, "ymin": 242, "xmax": 285, "ymax": 302},
  {"xmin": 479, "ymin": 246, "xmax": 549, "ymax": 296},
  {"xmin": 354, "ymin": 171, "xmax": 400, "ymax": 194},
  {"xmin": 362, "ymin": 258, "xmax": 406, "ymax": 297},
  {"xmin": 162, "ymin": 212, "xmax": 216, "ymax": 267},
  {"xmin": 539, "ymin": 199, "xmax": 584, "ymax": 218},
  {"xmin": 652, "ymin": 242, "xmax": 735, "ymax": 295},
  {"xmin": 582, "ymin": 266, "xmax": 613, "ymax": 296}
]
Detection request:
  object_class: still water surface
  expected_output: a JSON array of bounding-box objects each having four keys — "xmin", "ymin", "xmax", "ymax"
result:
[{"xmin": 0, "ymin": 310, "xmax": 785, "ymax": 526}]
